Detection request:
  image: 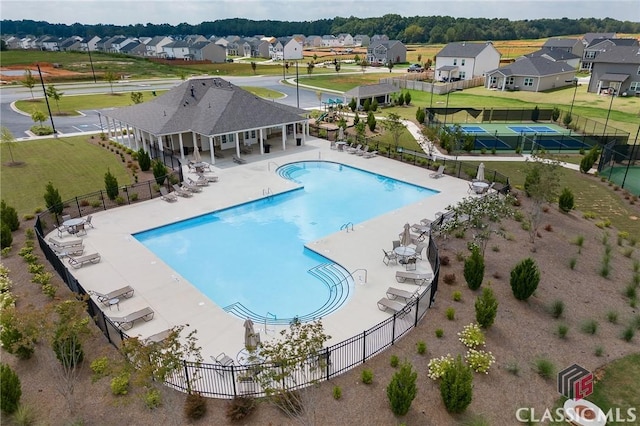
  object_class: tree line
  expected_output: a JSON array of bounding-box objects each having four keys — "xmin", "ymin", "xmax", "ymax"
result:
[{"xmin": 2, "ymin": 15, "xmax": 639, "ymax": 44}]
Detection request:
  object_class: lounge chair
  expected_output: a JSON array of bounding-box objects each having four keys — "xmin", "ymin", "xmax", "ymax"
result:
[
  {"xmin": 405, "ymin": 256, "xmax": 417, "ymax": 271},
  {"xmin": 395, "ymin": 271, "xmax": 433, "ymax": 285},
  {"xmin": 159, "ymin": 187, "xmax": 178, "ymax": 202},
  {"xmin": 89, "ymin": 285, "xmax": 135, "ymax": 305},
  {"xmin": 50, "ymin": 243, "xmax": 84, "ymax": 257},
  {"xmin": 377, "ymin": 298, "xmax": 408, "ymax": 316},
  {"xmin": 363, "ymin": 150, "xmax": 378, "ymax": 159},
  {"xmin": 386, "ymin": 286, "xmax": 419, "ymax": 301},
  {"xmin": 68, "ymin": 252, "xmax": 101, "ymax": 269},
  {"xmin": 356, "ymin": 146, "xmax": 369, "ymax": 156},
  {"xmin": 196, "ymin": 172, "xmax": 218, "ymax": 183},
  {"xmin": 48, "ymin": 237, "xmax": 83, "ymax": 249},
  {"xmin": 109, "ymin": 307, "xmax": 154, "ymax": 330},
  {"xmin": 382, "ymin": 249, "xmax": 398, "ymax": 266},
  {"xmin": 233, "ymin": 155, "xmax": 247, "ymax": 164},
  {"xmin": 172, "ymin": 184, "xmax": 193, "ymax": 197},
  {"xmin": 429, "ymin": 165, "xmax": 445, "ymax": 179},
  {"xmin": 181, "ymin": 181, "xmax": 202, "ymax": 193},
  {"xmin": 145, "ymin": 329, "xmax": 172, "ymax": 344},
  {"xmin": 347, "ymin": 144, "xmax": 362, "ymax": 154},
  {"xmin": 188, "ymin": 177, "xmax": 209, "ymax": 187}
]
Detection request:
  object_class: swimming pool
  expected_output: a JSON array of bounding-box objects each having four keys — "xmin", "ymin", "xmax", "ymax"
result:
[{"xmin": 134, "ymin": 161, "xmax": 438, "ymax": 323}]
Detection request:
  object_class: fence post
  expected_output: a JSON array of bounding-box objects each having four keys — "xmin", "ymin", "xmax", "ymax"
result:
[
  {"xmin": 362, "ymin": 330, "xmax": 367, "ymax": 363},
  {"xmin": 182, "ymin": 360, "xmax": 191, "ymax": 393},
  {"xmin": 414, "ymin": 298, "xmax": 419, "ymax": 327},
  {"xmin": 391, "ymin": 314, "xmax": 396, "ymax": 344},
  {"xmin": 75, "ymin": 197, "xmax": 82, "ymax": 217},
  {"xmin": 102, "ymin": 311, "xmax": 112, "ymax": 344},
  {"xmin": 231, "ymin": 365, "xmax": 237, "ymax": 397},
  {"xmin": 101, "ymin": 190, "xmax": 106, "ymax": 210}
]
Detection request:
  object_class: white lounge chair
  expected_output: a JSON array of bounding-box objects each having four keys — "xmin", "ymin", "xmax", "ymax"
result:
[
  {"xmin": 233, "ymin": 155, "xmax": 247, "ymax": 164},
  {"xmin": 50, "ymin": 243, "xmax": 84, "ymax": 257},
  {"xmin": 188, "ymin": 177, "xmax": 209, "ymax": 187},
  {"xmin": 363, "ymin": 150, "xmax": 378, "ymax": 159},
  {"xmin": 181, "ymin": 181, "xmax": 202, "ymax": 193},
  {"xmin": 347, "ymin": 144, "xmax": 362, "ymax": 154},
  {"xmin": 395, "ymin": 271, "xmax": 433, "ymax": 285},
  {"xmin": 429, "ymin": 165, "xmax": 445, "ymax": 179},
  {"xmin": 196, "ymin": 172, "xmax": 218, "ymax": 183},
  {"xmin": 160, "ymin": 187, "xmax": 178, "ymax": 202},
  {"xmin": 386, "ymin": 286, "xmax": 419, "ymax": 301},
  {"xmin": 356, "ymin": 146, "xmax": 369, "ymax": 156},
  {"xmin": 172, "ymin": 184, "xmax": 193, "ymax": 197},
  {"xmin": 377, "ymin": 298, "xmax": 408, "ymax": 316},
  {"xmin": 68, "ymin": 252, "xmax": 101, "ymax": 269},
  {"xmin": 48, "ymin": 237, "xmax": 83, "ymax": 249},
  {"xmin": 109, "ymin": 307, "xmax": 154, "ymax": 330},
  {"xmin": 89, "ymin": 285, "xmax": 135, "ymax": 305}
]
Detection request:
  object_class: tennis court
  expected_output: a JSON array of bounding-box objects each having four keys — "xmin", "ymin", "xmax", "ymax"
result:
[
  {"xmin": 600, "ymin": 166, "xmax": 640, "ymax": 196},
  {"xmin": 508, "ymin": 125, "xmax": 558, "ymax": 134}
]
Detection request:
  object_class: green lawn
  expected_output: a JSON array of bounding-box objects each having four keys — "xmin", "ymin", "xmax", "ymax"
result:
[
  {"xmin": 0, "ymin": 136, "xmax": 131, "ymax": 215},
  {"xmin": 242, "ymin": 86, "xmax": 285, "ymax": 99}
]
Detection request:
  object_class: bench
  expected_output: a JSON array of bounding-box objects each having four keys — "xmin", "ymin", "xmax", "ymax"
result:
[
  {"xmin": 395, "ymin": 271, "xmax": 433, "ymax": 285},
  {"xmin": 110, "ymin": 307, "xmax": 155, "ymax": 330}
]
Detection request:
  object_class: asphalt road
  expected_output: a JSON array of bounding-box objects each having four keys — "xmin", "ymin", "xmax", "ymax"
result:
[{"xmin": 0, "ymin": 74, "xmax": 345, "ymax": 139}]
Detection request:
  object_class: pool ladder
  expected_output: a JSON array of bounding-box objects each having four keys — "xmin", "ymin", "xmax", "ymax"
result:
[
  {"xmin": 340, "ymin": 222, "xmax": 354, "ymax": 233},
  {"xmin": 262, "ymin": 187, "xmax": 273, "ymax": 197},
  {"xmin": 265, "ymin": 312, "xmax": 277, "ymax": 334},
  {"xmin": 268, "ymin": 161, "xmax": 279, "ymax": 172}
]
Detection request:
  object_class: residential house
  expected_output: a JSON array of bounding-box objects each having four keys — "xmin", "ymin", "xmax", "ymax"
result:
[
  {"xmin": 305, "ymin": 35, "xmax": 323, "ymax": 48},
  {"xmin": 163, "ymin": 40, "xmax": 191, "ymax": 59},
  {"xmin": 97, "ymin": 36, "xmax": 122, "ymax": 53},
  {"xmin": 184, "ymin": 35, "xmax": 208, "ymax": 45},
  {"xmin": 81, "ymin": 36, "xmax": 101, "ymax": 52},
  {"xmin": 271, "ymin": 41, "xmax": 284, "ymax": 60},
  {"xmin": 542, "ymin": 38, "xmax": 584, "ymax": 58},
  {"xmin": 40, "ymin": 36, "xmax": 60, "ymax": 51},
  {"xmin": 354, "ymin": 34, "xmax": 370, "ymax": 47},
  {"xmin": 283, "ymin": 38, "xmax": 303, "ymax": 60},
  {"xmin": 145, "ymin": 36, "xmax": 173, "ymax": 57},
  {"xmin": 4, "ymin": 36, "xmax": 22, "ymax": 49},
  {"xmin": 322, "ymin": 35, "xmax": 340, "ymax": 48},
  {"xmin": 109, "ymin": 36, "xmax": 137, "ymax": 53},
  {"xmin": 226, "ymin": 39, "xmax": 251, "ymax": 57},
  {"xmin": 588, "ymin": 45, "xmax": 640, "ymax": 96},
  {"xmin": 214, "ymin": 37, "xmax": 229, "ymax": 48},
  {"xmin": 101, "ymin": 77, "xmax": 309, "ymax": 163},
  {"xmin": 291, "ymin": 34, "xmax": 306, "ymax": 45},
  {"xmin": 19, "ymin": 36, "xmax": 35, "ymax": 49},
  {"xmin": 581, "ymin": 38, "xmax": 639, "ymax": 71},
  {"xmin": 371, "ymin": 34, "xmax": 389, "ymax": 44},
  {"xmin": 337, "ymin": 33, "xmax": 354, "ymax": 46},
  {"xmin": 58, "ymin": 37, "xmax": 81, "ymax": 52},
  {"xmin": 485, "ymin": 56, "xmax": 575, "ymax": 92},
  {"xmin": 434, "ymin": 41, "xmax": 500, "ymax": 81},
  {"xmin": 524, "ymin": 48, "xmax": 581, "ymax": 69},
  {"xmin": 255, "ymin": 40, "xmax": 272, "ymax": 58},
  {"xmin": 582, "ymin": 32, "xmax": 616, "ymax": 45},
  {"xmin": 367, "ymin": 40, "xmax": 407, "ymax": 66},
  {"xmin": 189, "ymin": 41, "xmax": 226, "ymax": 63},
  {"xmin": 120, "ymin": 41, "xmax": 146, "ymax": 56}
]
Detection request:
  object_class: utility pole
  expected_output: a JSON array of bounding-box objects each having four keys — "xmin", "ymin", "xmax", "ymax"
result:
[{"xmin": 37, "ymin": 64, "xmax": 56, "ymax": 135}]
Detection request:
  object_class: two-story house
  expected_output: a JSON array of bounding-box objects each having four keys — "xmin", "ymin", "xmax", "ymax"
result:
[
  {"xmin": 367, "ymin": 40, "xmax": 406, "ymax": 65},
  {"xmin": 435, "ymin": 41, "xmax": 500, "ymax": 81},
  {"xmin": 354, "ymin": 35, "xmax": 370, "ymax": 47},
  {"xmin": 542, "ymin": 38, "xmax": 584, "ymax": 58},
  {"xmin": 524, "ymin": 48, "xmax": 581, "ymax": 69},
  {"xmin": 163, "ymin": 40, "xmax": 191, "ymax": 59},
  {"xmin": 581, "ymin": 38, "xmax": 639, "ymax": 71},
  {"xmin": 283, "ymin": 39, "xmax": 303, "ymax": 61},
  {"xmin": 145, "ymin": 36, "xmax": 173, "ymax": 57},
  {"xmin": 588, "ymin": 46, "xmax": 640, "ymax": 96}
]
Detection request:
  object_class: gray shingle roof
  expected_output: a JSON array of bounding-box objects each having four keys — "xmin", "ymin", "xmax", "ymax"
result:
[
  {"xmin": 543, "ymin": 38, "xmax": 579, "ymax": 48},
  {"xmin": 103, "ymin": 78, "xmax": 307, "ymax": 136},
  {"xmin": 344, "ymin": 83, "xmax": 399, "ymax": 98},
  {"xmin": 487, "ymin": 57, "xmax": 575, "ymax": 77},
  {"xmin": 436, "ymin": 42, "xmax": 491, "ymax": 58},
  {"xmin": 592, "ymin": 46, "xmax": 640, "ymax": 64},
  {"xmin": 525, "ymin": 48, "xmax": 579, "ymax": 61}
]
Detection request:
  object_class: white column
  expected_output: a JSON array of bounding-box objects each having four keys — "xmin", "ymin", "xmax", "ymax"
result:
[
  {"xmin": 259, "ymin": 128, "xmax": 264, "ymax": 154},
  {"xmin": 178, "ymin": 133, "xmax": 184, "ymax": 160},
  {"xmin": 208, "ymin": 136, "xmax": 215, "ymax": 165},
  {"xmin": 235, "ymin": 134, "xmax": 241, "ymax": 157},
  {"xmin": 302, "ymin": 121, "xmax": 306, "ymax": 143},
  {"xmin": 281, "ymin": 124, "xmax": 286, "ymax": 150},
  {"xmin": 104, "ymin": 118, "xmax": 111, "ymax": 138},
  {"xmin": 117, "ymin": 121, "xmax": 124, "ymax": 144},
  {"xmin": 157, "ymin": 136, "xmax": 164, "ymax": 153},
  {"xmin": 127, "ymin": 125, "xmax": 134, "ymax": 148},
  {"xmin": 192, "ymin": 131, "xmax": 198, "ymax": 153},
  {"xmin": 134, "ymin": 128, "xmax": 140, "ymax": 151}
]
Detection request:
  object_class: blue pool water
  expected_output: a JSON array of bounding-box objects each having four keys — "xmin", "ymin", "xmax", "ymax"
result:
[{"xmin": 134, "ymin": 161, "xmax": 438, "ymax": 322}]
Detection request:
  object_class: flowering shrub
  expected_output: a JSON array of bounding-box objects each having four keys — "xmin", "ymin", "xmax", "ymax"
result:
[
  {"xmin": 427, "ymin": 354, "xmax": 454, "ymax": 380},
  {"xmin": 458, "ymin": 323, "xmax": 485, "ymax": 348},
  {"xmin": 465, "ymin": 349, "xmax": 495, "ymax": 374}
]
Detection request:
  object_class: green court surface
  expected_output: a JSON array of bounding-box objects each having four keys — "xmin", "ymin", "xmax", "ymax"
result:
[
  {"xmin": 600, "ymin": 166, "xmax": 640, "ymax": 196},
  {"xmin": 451, "ymin": 122, "xmax": 572, "ymax": 135}
]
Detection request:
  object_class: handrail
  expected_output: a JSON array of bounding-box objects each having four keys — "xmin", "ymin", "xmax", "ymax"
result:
[
  {"xmin": 340, "ymin": 222, "xmax": 354, "ymax": 232},
  {"xmin": 268, "ymin": 161, "xmax": 279, "ymax": 172},
  {"xmin": 265, "ymin": 312, "xmax": 277, "ymax": 334},
  {"xmin": 351, "ymin": 268, "xmax": 368, "ymax": 284},
  {"xmin": 262, "ymin": 187, "xmax": 273, "ymax": 196}
]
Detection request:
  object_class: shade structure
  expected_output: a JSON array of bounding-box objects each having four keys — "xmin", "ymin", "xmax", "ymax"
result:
[
  {"xmin": 193, "ymin": 143, "xmax": 202, "ymax": 162},
  {"xmin": 476, "ymin": 162, "xmax": 485, "ymax": 182},
  {"xmin": 244, "ymin": 318, "xmax": 258, "ymax": 350},
  {"xmin": 400, "ymin": 223, "xmax": 412, "ymax": 247}
]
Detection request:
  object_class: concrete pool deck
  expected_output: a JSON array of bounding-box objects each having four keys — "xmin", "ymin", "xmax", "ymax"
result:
[{"xmin": 52, "ymin": 137, "xmax": 473, "ymax": 363}]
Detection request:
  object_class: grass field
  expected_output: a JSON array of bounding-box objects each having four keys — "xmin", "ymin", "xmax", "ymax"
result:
[{"xmin": 0, "ymin": 136, "xmax": 132, "ymax": 215}]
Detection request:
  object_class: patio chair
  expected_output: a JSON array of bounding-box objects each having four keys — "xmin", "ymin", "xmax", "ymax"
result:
[
  {"xmin": 363, "ymin": 150, "xmax": 378, "ymax": 159},
  {"xmin": 382, "ymin": 249, "xmax": 398, "ymax": 266},
  {"xmin": 89, "ymin": 285, "xmax": 135, "ymax": 306},
  {"xmin": 50, "ymin": 243, "xmax": 84, "ymax": 257},
  {"xmin": 48, "ymin": 237, "xmax": 83, "ymax": 249},
  {"xmin": 181, "ymin": 181, "xmax": 202, "ymax": 193},
  {"xmin": 172, "ymin": 184, "xmax": 193, "ymax": 197},
  {"xmin": 67, "ymin": 252, "xmax": 101, "ymax": 269},
  {"xmin": 429, "ymin": 165, "xmax": 445, "ymax": 179},
  {"xmin": 109, "ymin": 307, "xmax": 155, "ymax": 330},
  {"xmin": 69, "ymin": 223, "xmax": 87, "ymax": 236},
  {"xmin": 467, "ymin": 182, "xmax": 475, "ymax": 194},
  {"xmin": 84, "ymin": 215, "xmax": 94, "ymax": 228},
  {"xmin": 386, "ymin": 286, "xmax": 419, "ymax": 301},
  {"xmin": 61, "ymin": 214, "xmax": 71, "ymax": 222},
  {"xmin": 377, "ymin": 298, "xmax": 408, "ymax": 316},
  {"xmin": 211, "ymin": 353, "xmax": 235, "ymax": 376},
  {"xmin": 347, "ymin": 144, "xmax": 362, "ymax": 154},
  {"xmin": 405, "ymin": 256, "xmax": 417, "ymax": 271},
  {"xmin": 356, "ymin": 146, "xmax": 369, "ymax": 156},
  {"xmin": 392, "ymin": 240, "xmax": 401, "ymax": 250},
  {"xmin": 395, "ymin": 271, "xmax": 433, "ymax": 285},
  {"xmin": 233, "ymin": 155, "xmax": 247, "ymax": 164},
  {"xmin": 56, "ymin": 225, "xmax": 69, "ymax": 237},
  {"xmin": 414, "ymin": 242, "xmax": 427, "ymax": 260},
  {"xmin": 188, "ymin": 177, "xmax": 209, "ymax": 187},
  {"xmin": 160, "ymin": 187, "xmax": 178, "ymax": 202}
]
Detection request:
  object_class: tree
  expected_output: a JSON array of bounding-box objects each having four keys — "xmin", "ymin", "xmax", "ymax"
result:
[
  {"xmin": 360, "ymin": 58, "xmax": 368, "ymax": 73},
  {"xmin": 562, "ymin": 112, "xmax": 573, "ymax": 128},
  {"xmin": 397, "ymin": 92, "xmax": 405, "ymax": 106},
  {"xmin": 104, "ymin": 71, "xmax": 118, "ymax": 94},
  {"xmin": 334, "ymin": 62, "xmax": 341, "ymax": 73},
  {"xmin": 0, "ymin": 363, "xmax": 21, "ymax": 415},
  {"xmin": 510, "ymin": 257, "xmax": 540, "ymax": 301},
  {"xmin": 254, "ymin": 319, "xmax": 330, "ymax": 425},
  {"xmin": 475, "ymin": 286, "xmax": 498, "ymax": 328},
  {"xmin": 522, "ymin": 155, "xmax": 562, "ymax": 249},
  {"xmin": 130, "ymin": 91, "xmax": 143, "ymax": 104},
  {"xmin": 440, "ymin": 355, "xmax": 473, "ymax": 413},
  {"xmin": 307, "ymin": 62, "xmax": 314, "ymax": 74},
  {"xmin": 0, "ymin": 304, "xmax": 40, "ymax": 359},
  {"xmin": 355, "ymin": 121, "xmax": 366, "ymax": 143},
  {"xmin": 579, "ymin": 146, "xmax": 599, "ymax": 173},
  {"xmin": 44, "ymin": 181, "xmax": 63, "ymax": 216},
  {"xmin": 31, "ymin": 108, "xmax": 47, "ymax": 126},
  {"xmin": 386, "ymin": 361, "xmax": 418, "ymax": 416},
  {"xmin": 558, "ymin": 187, "xmax": 574, "ymax": 213},
  {"xmin": 531, "ymin": 105, "xmax": 540, "ymax": 122},
  {"xmin": 417, "ymin": 54, "xmax": 422, "ymax": 63},
  {"xmin": 382, "ymin": 113, "xmax": 405, "ymax": 147},
  {"xmin": 463, "ymin": 246, "xmax": 485, "ymax": 290},
  {"xmin": 362, "ymin": 99, "xmax": 371, "ymax": 112},
  {"xmin": 152, "ymin": 159, "xmax": 168, "ymax": 185},
  {"xmin": 0, "ymin": 200, "xmax": 19, "ymax": 232},
  {"xmin": 1, "ymin": 126, "xmax": 18, "ymax": 165},
  {"xmin": 353, "ymin": 112, "xmax": 360, "ymax": 125},
  {"xmin": 551, "ymin": 107, "xmax": 560, "ymax": 122},
  {"xmin": 416, "ymin": 108, "xmax": 426, "ymax": 124},
  {"xmin": 21, "ymin": 69, "xmax": 36, "ymax": 99},
  {"xmin": 367, "ymin": 111, "xmax": 377, "ymax": 132},
  {"xmin": 137, "ymin": 148, "xmax": 151, "ymax": 171},
  {"xmin": 371, "ymin": 99, "xmax": 378, "ymax": 112},
  {"xmin": 46, "ymin": 85, "xmax": 63, "ymax": 114},
  {"xmin": 251, "ymin": 61, "xmax": 257, "ymax": 74},
  {"xmin": 348, "ymin": 97, "xmax": 357, "ymax": 112},
  {"xmin": 104, "ymin": 169, "xmax": 119, "ymax": 201},
  {"xmin": 404, "ymin": 91, "xmax": 411, "ymax": 105},
  {"xmin": 387, "ymin": 60, "xmax": 394, "ymax": 73}
]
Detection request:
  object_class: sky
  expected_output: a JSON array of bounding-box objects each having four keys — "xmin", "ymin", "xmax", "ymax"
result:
[{"xmin": 1, "ymin": 0, "xmax": 639, "ymax": 26}]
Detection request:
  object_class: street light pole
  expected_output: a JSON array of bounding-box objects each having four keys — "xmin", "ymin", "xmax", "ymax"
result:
[
  {"xmin": 565, "ymin": 78, "xmax": 578, "ymax": 118},
  {"xmin": 87, "ymin": 45, "xmax": 97, "ymax": 83},
  {"xmin": 602, "ymin": 92, "xmax": 615, "ymax": 142}
]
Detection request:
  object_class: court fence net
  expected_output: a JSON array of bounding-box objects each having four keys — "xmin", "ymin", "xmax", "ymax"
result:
[{"xmin": 597, "ymin": 140, "xmax": 640, "ymax": 196}]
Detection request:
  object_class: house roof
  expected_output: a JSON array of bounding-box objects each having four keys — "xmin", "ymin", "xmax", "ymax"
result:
[
  {"xmin": 344, "ymin": 83, "xmax": 399, "ymax": 98},
  {"xmin": 592, "ymin": 46, "xmax": 640, "ymax": 65},
  {"xmin": 543, "ymin": 38, "xmax": 579, "ymax": 48},
  {"xmin": 436, "ymin": 42, "xmax": 492, "ymax": 58},
  {"xmin": 583, "ymin": 33, "xmax": 616, "ymax": 44},
  {"xmin": 103, "ymin": 77, "xmax": 307, "ymax": 136},
  {"xmin": 437, "ymin": 65, "xmax": 459, "ymax": 71},
  {"xmin": 119, "ymin": 41, "xmax": 140, "ymax": 53},
  {"xmin": 487, "ymin": 56, "xmax": 575, "ymax": 77},
  {"xmin": 599, "ymin": 73, "xmax": 629, "ymax": 82},
  {"xmin": 525, "ymin": 48, "xmax": 579, "ymax": 61}
]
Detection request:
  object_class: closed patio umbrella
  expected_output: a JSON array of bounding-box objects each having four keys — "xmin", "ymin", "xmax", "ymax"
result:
[
  {"xmin": 476, "ymin": 162, "xmax": 485, "ymax": 182},
  {"xmin": 338, "ymin": 126, "xmax": 345, "ymax": 141},
  {"xmin": 193, "ymin": 143, "xmax": 202, "ymax": 163},
  {"xmin": 244, "ymin": 318, "xmax": 258, "ymax": 350},
  {"xmin": 400, "ymin": 223, "xmax": 412, "ymax": 247}
]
